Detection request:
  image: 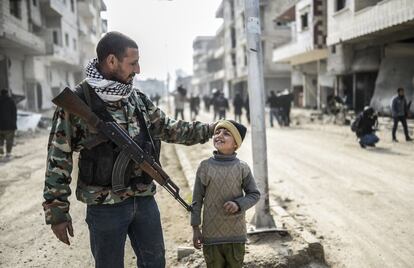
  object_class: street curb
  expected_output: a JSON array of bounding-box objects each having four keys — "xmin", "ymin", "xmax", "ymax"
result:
[{"xmin": 173, "ymin": 144, "xmax": 326, "ymax": 265}]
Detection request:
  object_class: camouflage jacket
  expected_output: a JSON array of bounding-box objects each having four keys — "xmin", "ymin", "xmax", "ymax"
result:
[{"xmin": 43, "ymin": 88, "xmax": 213, "ymax": 225}]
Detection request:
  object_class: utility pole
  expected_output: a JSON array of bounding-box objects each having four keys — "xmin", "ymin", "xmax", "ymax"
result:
[{"xmin": 244, "ymin": 0, "xmax": 277, "ymax": 231}]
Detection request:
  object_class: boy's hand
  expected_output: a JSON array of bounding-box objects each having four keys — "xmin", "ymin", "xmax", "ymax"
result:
[
  {"xmin": 192, "ymin": 226, "xmax": 202, "ymax": 249},
  {"xmin": 223, "ymin": 201, "xmax": 239, "ymax": 214}
]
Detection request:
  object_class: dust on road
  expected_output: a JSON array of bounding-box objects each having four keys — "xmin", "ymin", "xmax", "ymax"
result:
[{"xmin": 0, "ymin": 131, "xmax": 192, "ymax": 267}]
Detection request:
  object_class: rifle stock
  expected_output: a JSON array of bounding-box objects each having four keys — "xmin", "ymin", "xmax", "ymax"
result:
[
  {"xmin": 52, "ymin": 87, "xmax": 101, "ymax": 130},
  {"xmin": 52, "ymin": 87, "xmax": 193, "ymax": 211}
]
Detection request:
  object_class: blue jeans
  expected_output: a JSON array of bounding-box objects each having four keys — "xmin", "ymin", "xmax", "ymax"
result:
[
  {"xmin": 360, "ymin": 133, "xmax": 379, "ymax": 146},
  {"xmin": 86, "ymin": 196, "xmax": 165, "ymax": 268}
]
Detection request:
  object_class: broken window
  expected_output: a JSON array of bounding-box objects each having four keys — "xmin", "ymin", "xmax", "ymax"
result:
[
  {"xmin": 301, "ymin": 12, "xmax": 309, "ymax": 31},
  {"xmin": 70, "ymin": 0, "xmax": 75, "ymax": 12},
  {"xmin": 53, "ymin": 31, "xmax": 59, "ymax": 45},
  {"xmin": 335, "ymin": 0, "xmax": 347, "ymax": 11},
  {"xmin": 9, "ymin": 0, "xmax": 22, "ymax": 19}
]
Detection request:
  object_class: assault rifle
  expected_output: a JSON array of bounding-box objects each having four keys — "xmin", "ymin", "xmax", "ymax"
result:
[{"xmin": 52, "ymin": 87, "xmax": 193, "ymax": 212}]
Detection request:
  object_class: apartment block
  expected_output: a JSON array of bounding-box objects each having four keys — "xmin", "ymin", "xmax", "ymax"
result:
[
  {"xmin": 192, "ymin": 0, "xmax": 291, "ymax": 100},
  {"xmin": 0, "ymin": 0, "xmax": 106, "ymax": 112},
  {"xmin": 272, "ymin": 0, "xmax": 329, "ymax": 109},
  {"xmin": 326, "ymin": 0, "xmax": 414, "ymax": 114}
]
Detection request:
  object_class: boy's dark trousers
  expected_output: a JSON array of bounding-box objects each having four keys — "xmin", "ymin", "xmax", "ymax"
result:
[
  {"xmin": 392, "ymin": 116, "xmax": 410, "ymax": 140},
  {"xmin": 203, "ymin": 243, "xmax": 245, "ymax": 268}
]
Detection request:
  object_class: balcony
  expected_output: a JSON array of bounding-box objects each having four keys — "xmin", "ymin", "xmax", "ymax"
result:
[
  {"xmin": 46, "ymin": 43, "xmax": 79, "ymax": 67},
  {"xmin": 0, "ymin": 20, "xmax": 45, "ymax": 54},
  {"xmin": 327, "ymin": 0, "xmax": 414, "ymax": 45},
  {"xmin": 213, "ymin": 69, "xmax": 225, "ymax": 80},
  {"xmin": 273, "ymin": 27, "xmax": 327, "ymax": 65},
  {"xmin": 78, "ymin": 0, "xmax": 96, "ymax": 18},
  {"xmin": 40, "ymin": 0, "xmax": 65, "ymax": 17}
]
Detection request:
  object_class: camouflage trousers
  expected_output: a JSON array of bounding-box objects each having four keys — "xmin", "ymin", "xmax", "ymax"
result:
[
  {"xmin": 0, "ymin": 130, "xmax": 15, "ymax": 154},
  {"xmin": 203, "ymin": 243, "xmax": 245, "ymax": 268}
]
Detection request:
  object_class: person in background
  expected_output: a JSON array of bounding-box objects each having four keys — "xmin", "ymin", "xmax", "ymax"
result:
[
  {"xmin": 244, "ymin": 95, "xmax": 250, "ymax": 124},
  {"xmin": 0, "ymin": 89, "xmax": 17, "ymax": 159},
  {"xmin": 391, "ymin": 87, "xmax": 412, "ymax": 142},
  {"xmin": 216, "ymin": 92, "xmax": 229, "ymax": 119},
  {"xmin": 174, "ymin": 85, "xmax": 187, "ymax": 120},
  {"xmin": 190, "ymin": 94, "xmax": 201, "ymax": 121},
  {"xmin": 351, "ymin": 106, "xmax": 379, "ymax": 148},
  {"xmin": 233, "ymin": 93, "xmax": 244, "ymax": 123},
  {"xmin": 267, "ymin": 91, "xmax": 281, "ymax": 127}
]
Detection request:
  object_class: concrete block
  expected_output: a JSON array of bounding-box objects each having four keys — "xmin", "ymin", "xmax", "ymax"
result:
[{"xmin": 177, "ymin": 246, "xmax": 195, "ymax": 261}]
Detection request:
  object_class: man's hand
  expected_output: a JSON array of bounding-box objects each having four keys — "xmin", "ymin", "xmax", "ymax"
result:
[
  {"xmin": 223, "ymin": 201, "xmax": 239, "ymax": 214},
  {"xmin": 192, "ymin": 226, "xmax": 202, "ymax": 249},
  {"xmin": 51, "ymin": 221, "xmax": 74, "ymax": 245}
]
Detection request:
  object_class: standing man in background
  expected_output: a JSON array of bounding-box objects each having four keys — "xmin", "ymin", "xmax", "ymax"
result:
[
  {"xmin": 391, "ymin": 87, "xmax": 412, "ymax": 142},
  {"xmin": 0, "ymin": 89, "xmax": 17, "ymax": 159}
]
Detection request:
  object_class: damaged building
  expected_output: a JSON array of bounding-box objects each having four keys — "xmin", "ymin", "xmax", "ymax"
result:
[
  {"xmin": 0, "ymin": 0, "xmax": 107, "ymax": 112},
  {"xmin": 327, "ymin": 0, "xmax": 414, "ymax": 115},
  {"xmin": 273, "ymin": 0, "xmax": 414, "ymax": 114},
  {"xmin": 192, "ymin": 0, "xmax": 292, "ymax": 99}
]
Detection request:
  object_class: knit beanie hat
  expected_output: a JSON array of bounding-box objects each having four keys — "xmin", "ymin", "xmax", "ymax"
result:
[{"xmin": 214, "ymin": 120, "xmax": 247, "ymax": 149}]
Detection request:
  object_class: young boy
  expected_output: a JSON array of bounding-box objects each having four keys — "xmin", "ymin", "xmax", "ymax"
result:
[{"xmin": 191, "ymin": 120, "xmax": 260, "ymax": 268}]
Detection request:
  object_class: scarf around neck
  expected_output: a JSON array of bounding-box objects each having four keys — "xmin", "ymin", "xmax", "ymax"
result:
[{"xmin": 85, "ymin": 58, "xmax": 133, "ymax": 102}]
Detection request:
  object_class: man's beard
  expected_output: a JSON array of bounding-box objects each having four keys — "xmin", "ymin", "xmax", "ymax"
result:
[{"xmin": 109, "ymin": 71, "xmax": 135, "ymax": 84}]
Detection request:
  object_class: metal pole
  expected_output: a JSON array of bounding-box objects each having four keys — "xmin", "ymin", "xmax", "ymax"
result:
[{"xmin": 244, "ymin": 0, "xmax": 276, "ymax": 231}]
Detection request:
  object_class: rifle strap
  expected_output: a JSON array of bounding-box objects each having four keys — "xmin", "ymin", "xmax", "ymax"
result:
[{"xmin": 132, "ymin": 93, "xmax": 160, "ymax": 163}]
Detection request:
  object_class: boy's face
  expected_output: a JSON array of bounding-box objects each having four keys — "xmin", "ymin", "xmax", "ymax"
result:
[{"xmin": 213, "ymin": 128, "xmax": 237, "ymax": 155}]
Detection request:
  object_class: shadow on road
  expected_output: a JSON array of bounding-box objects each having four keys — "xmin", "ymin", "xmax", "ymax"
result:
[{"xmin": 367, "ymin": 147, "xmax": 408, "ymax": 156}]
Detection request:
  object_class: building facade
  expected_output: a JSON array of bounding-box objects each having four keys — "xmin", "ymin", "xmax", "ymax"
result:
[
  {"xmin": 0, "ymin": 0, "xmax": 106, "ymax": 112},
  {"xmin": 273, "ymin": 0, "xmax": 414, "ymax": 114},
  {"xmin": 192, "ymin": 0, "xmax": 292, "ymax": 101},
  {"xmin": 326, "ymin": 0, "xmax": 414, "ymax": 114},
  {"xmin": 272, "ymin": 0, "xmax": 329, "ymax": 109}
]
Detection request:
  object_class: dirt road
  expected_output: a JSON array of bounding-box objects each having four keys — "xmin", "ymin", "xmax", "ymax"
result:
[
  {"xmin": 236, "ymin": 127, "xmax": 414, "ymax": 268},
  {"xmin": 182, "ymin": 108, "xmax": 414, "ymax": 267},
  {"xmin": 0, "ymin": 131, "xmax": 192, "ymax": 267}
]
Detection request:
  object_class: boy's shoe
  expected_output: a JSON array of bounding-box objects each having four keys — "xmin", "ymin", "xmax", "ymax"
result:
[
  {"xmin": 359, "ymin": 141, "xmax": 366, "ymax": 148},
  {"xmin": 406, "ymin": 137, "xmax": 413, "ymax": 142},
  {"xmin": 392, "ymin": 139, "xmax": 399, "ymax": 143},
  {"xmin": 5, "ymin": 153, "xmax": 12, "ymax": 159}
]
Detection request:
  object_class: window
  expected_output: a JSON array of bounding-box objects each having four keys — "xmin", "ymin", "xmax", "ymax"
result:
[
  {"xmin": 335, "ymin": 0, "xmax": 346, "ymax": 11},
  {"xmin": 331, "ymin": 45, "xmax": 336, "ymax": 54},
  {"xmin": 231, "ymin": 27, "xmax": 236, "ymax": 49},
  {"xmin": 53, "ymin": 31, "xmax": 59, "ymax": 45},
  {"xmin": 260, "ymin": 6, "xmax": 265, "ymax": 30},
  {"xmin": 300, "ymin": 12, "xmax": 309, "ymax": 30},
  {"xmin": 261, "ymin": 41, "xmax": 265, "ymax": 58},
  {"xmin": 70, "ymin": 0, "xmax": 75, "ymax": 12},
  {"xmin": 32, "ymin": 0, "xmax": 37, "ymax": 6},
  {"xmin": 231, "ymin": 53, "xmax": 237, "ymax": 67},
  {"xmin": 9, "ymin": 0, "xmax": 22, "ymax": 19},
  {"xmin": 73, "ymin": 38, "xmax": 77, "ymax": 50},
  {"xmin": 244, "ymin": 46, "xmax": 247, "ymax": 66},
  {"xmin": 274, "ymin": 20, "xmax": 289, "ymax": 28},
  {"xmin": 65, "ymin": 33, "xmax": 69, "ymax": 47}
]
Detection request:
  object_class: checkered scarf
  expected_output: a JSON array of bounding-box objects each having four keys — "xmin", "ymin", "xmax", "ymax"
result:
[{"xmin": 85, "ymin": 58, "xmax": 133, "ymax": 102}]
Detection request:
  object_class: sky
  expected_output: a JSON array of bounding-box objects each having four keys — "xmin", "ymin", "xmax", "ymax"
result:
[{"xmin": 103, "ymin": 0, "xmax": 222, "ymax": 81}]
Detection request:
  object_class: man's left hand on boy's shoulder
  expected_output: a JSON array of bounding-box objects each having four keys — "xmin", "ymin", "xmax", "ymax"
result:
[{"xmin": 223, "ymin": 201, "xmax": 240, "ymax": 214}]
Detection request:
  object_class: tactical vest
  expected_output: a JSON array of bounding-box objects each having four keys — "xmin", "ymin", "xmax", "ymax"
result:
[{"xmin": 74, "ymin": 81, "xmax": 160, "ymax": 187}]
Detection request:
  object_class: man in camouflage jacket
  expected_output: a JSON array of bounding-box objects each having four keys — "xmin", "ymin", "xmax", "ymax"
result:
[{"xmin": 42, "ymin": 32, "xmax": 214, "ymax": 268}]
